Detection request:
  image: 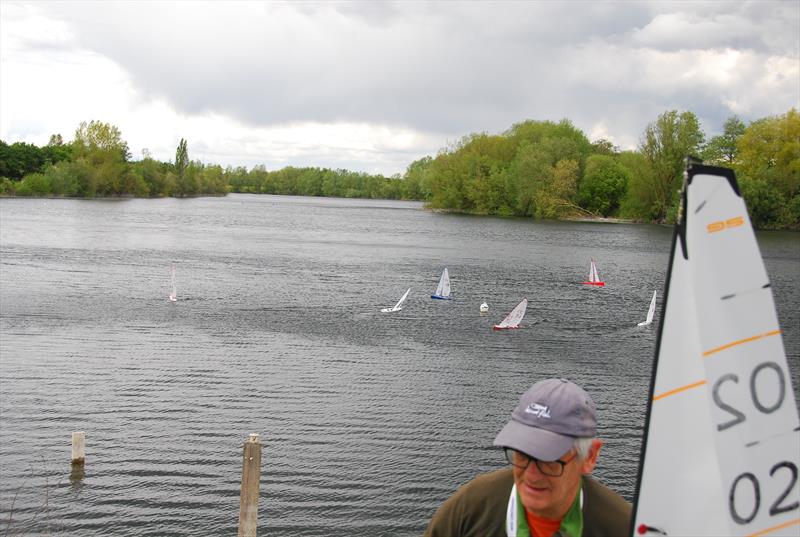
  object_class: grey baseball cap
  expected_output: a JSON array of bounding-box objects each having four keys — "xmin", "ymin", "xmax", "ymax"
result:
[{"xmin": 493, "ymin": 378, "xmax": 597, "ymax": 461}]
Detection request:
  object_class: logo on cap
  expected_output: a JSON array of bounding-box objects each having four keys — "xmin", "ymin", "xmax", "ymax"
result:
[{"xmin": 524, "ymin": 403, "xmax": 551, "ymax": 419}]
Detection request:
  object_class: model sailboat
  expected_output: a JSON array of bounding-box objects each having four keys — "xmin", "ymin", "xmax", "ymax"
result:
[
  {"xmin": 431, "ymin": 268, "xmax": 452, "ymax": 300},
  {"xmin": 492, "ymin": 299, "xmax": 527, "ymax": 330},
  {"xmin": 631, "ymin": 161, "xmax": 799, "ymax": 536},
  {"xmin": 582, "ymin": 259, "xmax": 605, "ymax": 286},
  {"xmin": 381, "ymin": 288, "xmax": 410, "ymax": 313},
  {"xmin": 637, "ymin": 291, "xmax": 657, "ymax": 327},
  {"xmin": 168, "ymin": 265, "xmax": 177, "ymax": 302}
]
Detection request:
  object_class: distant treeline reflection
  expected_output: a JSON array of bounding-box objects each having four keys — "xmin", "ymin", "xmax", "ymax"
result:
[{"xmin": 1, "ymin": 108, "xmax": 797, "ymax": 229}]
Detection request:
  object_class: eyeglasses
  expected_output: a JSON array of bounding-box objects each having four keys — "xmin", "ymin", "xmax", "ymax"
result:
[{"xmin": 503, "ymin": 447, "xmax": 577, "ymax": 477}]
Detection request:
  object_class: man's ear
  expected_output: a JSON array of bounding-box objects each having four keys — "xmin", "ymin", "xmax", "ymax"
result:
[{"xmin": 580, "ymin": 439, "xmax": 602, "ymax": 475}]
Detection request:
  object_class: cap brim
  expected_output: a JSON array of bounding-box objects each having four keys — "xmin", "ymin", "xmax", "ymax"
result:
[{"xmin": 493, "ymin": 419, "xmax": 575, "ymax": 461}]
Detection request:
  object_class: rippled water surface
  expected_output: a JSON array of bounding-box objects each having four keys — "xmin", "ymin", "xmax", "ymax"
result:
[{"xmin": 1, "ymin": 195, "xmax": 798, "ymax": 536}]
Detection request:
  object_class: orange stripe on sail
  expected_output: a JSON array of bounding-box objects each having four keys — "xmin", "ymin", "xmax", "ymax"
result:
[
  {"xmin": 652, "ymin": 380, "xmax": 707, "ymax": 401},
  {"xmin": 747, "ymin": 518, "xmax": 800, "ymax": 537},
  {"xmin": 703, "ymin": 330, "xmax": 783, "ymax": 357}
]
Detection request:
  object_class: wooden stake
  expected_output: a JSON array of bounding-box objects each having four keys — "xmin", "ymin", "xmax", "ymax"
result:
[
  {"xmin": 71, "ymin": 431, "xmax": 85, "ymax": 466},
  {"xmin": 237, "ymin": 433, "xmax": 262, "ymax": 537}
]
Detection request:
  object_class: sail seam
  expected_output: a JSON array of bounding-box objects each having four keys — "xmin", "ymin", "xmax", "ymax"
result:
[
  {"xmin": 652, "ymin": 380, "xmax": 706, "ymax": 401},
  {"xmin": 702, "ymin": 330, "xmax": 782, "ymax": 357}
]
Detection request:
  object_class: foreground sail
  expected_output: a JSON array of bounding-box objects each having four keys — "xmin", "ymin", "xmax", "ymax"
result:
[
  {"xmin": 431, "ymin": 268, "xmax": 452, "ymax": 300},
  {"xmin": 381, "ymin": 288, "xmax": 410, "ymax": 313},
  {"xmin": 637, "ymin": 291, "xmax": 656, "ymax": 327},
  {"xmin": 493, "ymin": 299, "xmax": 527, "ymax": 330},
  {"xmin": 631, "ymin": 162, "xmax": 799, "ymax": 536},
  {"xmin": 582, "ymin": 259, "xmax": 605, "ymax": 286}
]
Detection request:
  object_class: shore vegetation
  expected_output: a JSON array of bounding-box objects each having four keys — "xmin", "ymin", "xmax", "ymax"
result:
[{"xmin": 1, "ymin": 109, "xmax": 797, "ymax": 229}]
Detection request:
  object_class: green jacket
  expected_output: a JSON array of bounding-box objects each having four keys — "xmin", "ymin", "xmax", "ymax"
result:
[{"xmin": 423, "ymin": 468, "xmax": 631, "ymax": 537}]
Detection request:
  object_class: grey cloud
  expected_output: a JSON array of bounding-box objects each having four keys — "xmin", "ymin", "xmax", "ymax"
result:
[{"xmin": 28, "ymin": 1, "xmax": 800, "ymax": 149}]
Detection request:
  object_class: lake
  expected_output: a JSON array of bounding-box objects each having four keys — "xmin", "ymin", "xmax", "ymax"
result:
[{"xmin": 1, "ymin": 194, "xmax": 798, "ymax": 536}]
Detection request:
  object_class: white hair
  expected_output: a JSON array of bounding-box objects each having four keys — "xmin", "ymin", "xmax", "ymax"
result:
[{"xmin": 573, "ymin": 437, "xmax": 595, "ymax": 460}]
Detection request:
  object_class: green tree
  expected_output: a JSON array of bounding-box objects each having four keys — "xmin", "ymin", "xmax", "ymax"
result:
[
  {"xmin": 591, "ymin": 139, "xmax": 618, "ymax": 155},
  {"xmin": 736, "ymin": 109, "xmax": 799, "ymax": 200},
  {"xmin": 72, "ymin": 120, "xmax": 131, "ymax": 195},
  {"xmin": 175, "ymin": 138, "xmax": 189, "ymax": 185},
  {"xmin": 639, "ymin": 110, "xmax": 705, "ymax": 221},
  {"xmin": 739, "ymin": 177, "xmax": 786, "ymax": 229},
  {"xmin": 73, "ymin": 120, "xmax": 130, "ymax": 161},
  {"xmin": 402, "ymin": 156, "xmax": 433, "ymax": 200},
  {"xmin": 617, "ymin": 151, "xmax": 657, "ymax": 220},
  {"xmin": 702, "ymin": 116, "xmax": 745, "ymax": 165},
  {"xmin": 578, "ymin": 155, "xmax": 631, "ymax": 216}
]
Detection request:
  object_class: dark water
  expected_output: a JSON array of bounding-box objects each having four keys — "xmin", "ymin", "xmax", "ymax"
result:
[{"xmin": 1, "ymin": 194, "xmax": 798, "ymax": 536}]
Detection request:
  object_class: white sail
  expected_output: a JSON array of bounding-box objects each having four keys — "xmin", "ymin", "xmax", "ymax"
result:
[
  {"xmin": 381, "ymin": 287, "xmax": 410, "ymax": 313},
  {"xmin": 168, "ymin": 265, "xmax": 177, "ymax": 302},
  {"xmin": 631, "ymin": 163, "xmax": 799, "ymax": 536},
  {"xmin": 637, "ymin": 291, "xmax": 657, "ymax": 326},
  {"xmin": 583, "ymin": 259, "xmax": 604, "ymax": 286},
  {"xmin": 494, "ymin": 299, "xmax": 527, "ymax": 329},
  {"xmin": 432, "ymin": 268, "xmax": 451, "ymax": 298}
]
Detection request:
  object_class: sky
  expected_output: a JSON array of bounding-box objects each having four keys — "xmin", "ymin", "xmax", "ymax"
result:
[{"xmin": 1, "ymin": 1, "xmax": 798, "ymax": 177}]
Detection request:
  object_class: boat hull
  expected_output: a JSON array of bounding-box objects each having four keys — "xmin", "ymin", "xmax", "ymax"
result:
[
  {"xmin": 582, "ymin": 281, "xmax": 605, "ymax": 286},
  {"xmin": 492, "ymin": 325, "xmax": 519, "ymax": 330},
  {"xmin": 430, "ymin": 295, "xmax": 452, "ymax": 300}
]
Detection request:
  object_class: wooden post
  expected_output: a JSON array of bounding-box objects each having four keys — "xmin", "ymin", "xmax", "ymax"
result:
[
  {"xmin": 238, "ymin": 433, "xmax": 262, "ymax": 537},
  {"xmin": 71, "ymin": 431, "xmax": 85, "ymax": 466}
]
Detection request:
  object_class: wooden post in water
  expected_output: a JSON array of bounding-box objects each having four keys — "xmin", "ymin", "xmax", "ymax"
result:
[
  {"xmin": 71, "ymin": 431, "xmax": 85, "ymax": 466},
  {"xmin": 70, "ymin": 431, "xmax": 86, "ymax": 483},
  {"xmin": 238, "ymin": 433, "xmax": 262, "ymax": 537}
]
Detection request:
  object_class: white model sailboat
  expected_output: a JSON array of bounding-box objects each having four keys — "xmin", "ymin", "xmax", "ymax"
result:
[
  {"xmin": 582, "ymin": 259, "xmax": 605, "ymax": 286},
  {"xmin": 431, "ymin": 268, "xmax": 452, "ymax": 300},
  {"xmin": 631, "ymin": 161, "xmax": 799, "ymax": 536},
  {"xmin": 168, "ymin": 265, "xmax": 177, "ymax": 302},
  {"xmin": 637, "ymin": 291, "xmax": 657, "ymax": 327},
  {"xmin": 492, "ymin": 298, "xmax": 527, "ymax": 330},
  {"xmin": 381, "ymin": 288, "xmax": 410, "ymax": 313}
]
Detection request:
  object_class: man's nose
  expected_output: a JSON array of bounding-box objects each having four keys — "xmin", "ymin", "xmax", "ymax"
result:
[{"xmin": 525, "ymin": 461, "xmax": 545, "ymax": 478}]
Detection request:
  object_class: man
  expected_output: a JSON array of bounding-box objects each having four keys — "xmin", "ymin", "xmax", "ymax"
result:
[{"xmin": 424, "ymin": 378, "xmax": 631, "ymax": 537}]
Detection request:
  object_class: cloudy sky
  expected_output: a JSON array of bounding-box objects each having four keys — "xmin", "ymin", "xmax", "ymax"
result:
[{"xmin": 1, "ymin": 1, "xmax": 798, "ymax": 176}]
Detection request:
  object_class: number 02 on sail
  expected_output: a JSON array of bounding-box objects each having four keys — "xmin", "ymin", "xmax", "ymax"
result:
[{"xmin": 631, "ymin": 161, "xmax": 799, "ymax": 536}]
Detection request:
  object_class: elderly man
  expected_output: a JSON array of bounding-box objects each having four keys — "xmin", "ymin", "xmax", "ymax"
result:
[{"xmin": 424, "ymin": 378, "xmax": 631, "ymax": 537}]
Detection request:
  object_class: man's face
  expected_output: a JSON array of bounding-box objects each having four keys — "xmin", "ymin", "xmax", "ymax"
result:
[{"xmin": 512, "ymin": 439, "xmax": 602, "ymax": 519}]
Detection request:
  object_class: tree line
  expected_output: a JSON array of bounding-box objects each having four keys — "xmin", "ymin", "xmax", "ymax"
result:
[
  {"xmin": 0, "ymin": 122, "xmax": 227, "ymax": 198},
  {"xmin": 1, "ymin": 109, "xmax": 797, "ymax": 229},
  {"xmin": 411, "ymin": 109, "xmax": 798, "ymax": 230},
  {"xmin": 0, "ymin": 121, "xmax": 416, "ymax": 201}
]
